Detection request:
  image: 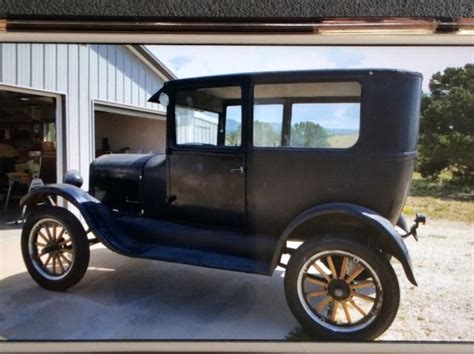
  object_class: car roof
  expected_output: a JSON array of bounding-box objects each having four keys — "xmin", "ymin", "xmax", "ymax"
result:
[
  {"xmin": 149, "ymin": 69, "xmax": 422, "ymax": 103},
  {"xmin": 162, "ymin": 69, "xmax": 422, "ymax": 87}
]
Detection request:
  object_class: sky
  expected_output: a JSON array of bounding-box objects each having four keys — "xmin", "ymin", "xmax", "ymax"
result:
[{"xmin": 148, "ymin": 46, "xmax": 473, "ymax": 93}]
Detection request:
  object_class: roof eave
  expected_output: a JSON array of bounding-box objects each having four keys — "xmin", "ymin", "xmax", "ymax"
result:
[{"xmin": 128, "ymin": 44, "xmax": 177, "ymax": 81}]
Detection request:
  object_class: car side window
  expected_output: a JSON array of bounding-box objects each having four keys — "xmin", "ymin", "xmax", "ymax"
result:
[
  {"xmin": 174, "ymin": 86, "xmax": 242, "ymax": 148},
  {"xmin": 290, "ymin": 103, "xmax": 360, "ymax": 148},
  {"xmin": 253, "ymin": 82, "xmax": 361, "ymax": 149},
  {"xmin": 224, "ymin": 105, "xmax": 242, "ymax": 147},
  {"xmin": 253, "ymin": 104, "xmax": 284, "ymax": 147}
]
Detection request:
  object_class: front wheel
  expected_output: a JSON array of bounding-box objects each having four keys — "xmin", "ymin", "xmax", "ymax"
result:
[
  {"xmin": 21, "ymin": 206, "xmax": 90, "ymax": 291},
  {"xmin": 284, "ymin": 236, "xmax": 400, "ymax": 340}
]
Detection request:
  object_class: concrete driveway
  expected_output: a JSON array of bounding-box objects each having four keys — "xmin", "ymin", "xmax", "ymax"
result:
[
  {"xmin": 1, "ymin": 219, "xmax": 473, "ymax": 341},
  {"xmin": 0, "ymin": 227, "xmax": 299, "ymax": 340}
]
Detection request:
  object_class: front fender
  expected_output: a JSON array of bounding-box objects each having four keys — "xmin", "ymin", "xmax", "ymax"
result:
[
  {"xmin": 20, "ymin": 184, "xmax": 143, "ymax": 256},
  {"xmin": 273, "ymin": 203, "xmax": 417, "ymax": 286}
]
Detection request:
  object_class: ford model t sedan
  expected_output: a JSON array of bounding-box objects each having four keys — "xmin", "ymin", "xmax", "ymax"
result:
[{"xmin": 20, "ymin": 69, "xmax": 425, "ymax": 340}]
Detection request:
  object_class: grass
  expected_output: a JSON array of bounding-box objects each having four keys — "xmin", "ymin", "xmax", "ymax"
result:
[
  {"xmin": 403, "ymin": 172, "xmax": 474, "ymax": 223},
  {"xmin": 327, "ymin": 134, "xmax": 358, "ymax": 148}
]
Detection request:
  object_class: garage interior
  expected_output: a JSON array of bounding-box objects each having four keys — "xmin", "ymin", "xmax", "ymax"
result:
[
  {"xmin": 94, "ymin": 108, "xmax": 166, "ymax": 157},
  {"xmin": 0, "ymin": 90, "xmax": 57, "ymax": 219}
]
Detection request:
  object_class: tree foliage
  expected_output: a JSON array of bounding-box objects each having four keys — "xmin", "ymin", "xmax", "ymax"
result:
[
  {"xmin": 253, "ymin": 121, "xmax": 280, "ymax": 147},
  {"xmin": 291, "ymin": 122, "xmax": 329, "ymax": 148},
  {"xmin": 252, "ymin": 120, "xmax": 330, "ymax": 148},
  {"xmin": 225, "ymin": 126, "xmax": 241, "ymax": 146},
  {"xmin": 418, "ymin": 64, "xmax": 474, "ymax": 185}
]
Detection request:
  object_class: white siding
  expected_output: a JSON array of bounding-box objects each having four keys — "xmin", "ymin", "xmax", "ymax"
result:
[
  {"xmin": 0, "ymin": 44, "xmax": 166, "ymax": 187},
  {"xmin": 175, "ymin": 108, "xmax": 219, "ymax": 145},
  {"xmin": 1, "ymin": 44, "xmax": 17, "ymax": 83},
  {"xmin": 44, "ymin": 44, "xmax": 57, "ymax": 91}
]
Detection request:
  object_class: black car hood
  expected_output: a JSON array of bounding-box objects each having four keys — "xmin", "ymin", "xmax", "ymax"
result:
[{"xmin": 90, "ymin": 153, "xmax": 158, "ymax": 182}]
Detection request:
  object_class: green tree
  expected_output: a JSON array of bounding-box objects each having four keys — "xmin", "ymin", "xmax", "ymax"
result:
[
  {"xmin": 225, "ymin": 125, "xmax": 241, "ymax": 146},
  {"xmin": 418, "ymin": 64, "xmax": 474, "ymax": 185},
  {"xmin": 253, "ymin": 121, "xmax": 280, "ymax": 147},
  {"xmin": 291, "ymin": 121, "xmax": 329, "ymax": 148}
]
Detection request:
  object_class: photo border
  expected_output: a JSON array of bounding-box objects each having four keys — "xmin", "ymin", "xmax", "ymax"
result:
[{"xmin": 0, "ymin": 9, "xmax": 473, "ymax": 354}]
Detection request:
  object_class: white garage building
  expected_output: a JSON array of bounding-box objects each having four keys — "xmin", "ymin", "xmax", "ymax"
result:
[{"xmin": 0, "ymin": 44, "xmax": 175, "ymax": 191}]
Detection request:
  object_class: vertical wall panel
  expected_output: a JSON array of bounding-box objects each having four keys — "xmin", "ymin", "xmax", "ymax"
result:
[
  {"xmin": 1, "ymin": 43, "xmax": 17, "ymax": 84},
  {"xmin": 138, "ymin": 65, "xmax": 145, "ymax": 107},
  {"xmin": 44, "ymin": 44, "xmax": 57, "ymax": 91},
  {"xmin": 145, "ymin": 70, "xmax": 152, "ymax": 109},
  {"xmin": 88, "ymin": 45, "xmax": 99, "ymax": 183},
  {"xmin": 16, "ymin": 44, "xmax": 31, "ymax": 87},
  {"xmin": 78, "ymin": 44, "xmax": 91, "ymax": 180},
  {"xmin": 31, "ymin": 44, "xmax": 44, "ymax": 89},
  {"xmin": 123, "ymin": 50, "xmax": 132, "ymax": 105},
  {"xmin": 55, "ymin": 44, "xmax": 69, "ymax": 172},
  {"xmin": 106, "ymin": 45, "xmax": 116, "ymax": 102},
  {"xmin": 98, "ymin": 45, "xmax": 107, "ymax": 100},
  {"xmin": 116, "ymin": 47, "xmax": 124, "ymax": 103},
  {"xmin": 67, "ymin": 44, "xmax": 80, "ymax": 171},
  {"xmin": 56, "ymin": 44, "xmax": 68, "ymax": 93},
  {"xmin": 131, "ymin": 55, "xmax": 139, "ymax": 106},
  {"xmin": 89, "ymin": 45, "xmax": 99, "ymax": 103}
]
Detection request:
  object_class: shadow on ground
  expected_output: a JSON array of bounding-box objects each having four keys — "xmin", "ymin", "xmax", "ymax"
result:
[
  {"xmin": 0, "ymin": 209, "xmax": 24, "ymax": 231},
  {"xmin": 0, "ymin": 247, "xmax": 299, "ymax": 340}
]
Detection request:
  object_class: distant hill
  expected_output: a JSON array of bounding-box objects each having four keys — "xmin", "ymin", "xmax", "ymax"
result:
[
  {"xmin": 226, "ymin": 119, "xmax": 241, "ymax": 132},
  {"xmin": 229, "ymin": 119, "xmax": 358, "ymax": 136},
  {"xmin": 325, "ymin": 128, "xmax": 359, "ymax": 135}
]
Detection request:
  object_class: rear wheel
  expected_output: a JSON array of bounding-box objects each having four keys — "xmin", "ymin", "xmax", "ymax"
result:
[
  {"xmin": 284, "ymin": 235, "xmax": 400, "ymax": 340},
  {"xmin": 21, "ymin": 206, "xmax": 90, "ymax": 291}
]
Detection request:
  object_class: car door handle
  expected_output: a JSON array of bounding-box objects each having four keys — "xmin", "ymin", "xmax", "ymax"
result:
[{"xmin": 230, "ymin": 166, "xmax": 244, "ymax": 174}]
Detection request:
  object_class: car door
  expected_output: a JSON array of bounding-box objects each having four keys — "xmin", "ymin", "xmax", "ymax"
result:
[{"xmin": 167, "ymin": 82, "xmax": 247, "ymax": 230}]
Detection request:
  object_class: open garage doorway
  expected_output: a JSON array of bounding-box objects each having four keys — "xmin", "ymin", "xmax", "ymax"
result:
[
  {"xmin": 0, "ymin": 87, "xmax": 63, "ymax": 223},
  {"xmin": 94, "ymin": 101, "xmax": 166, "ymax": 157}
]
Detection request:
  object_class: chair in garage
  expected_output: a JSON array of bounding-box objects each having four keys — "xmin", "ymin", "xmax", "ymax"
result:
[{"xmin": 3, "ymin": 152, "xmax": 43, "ymax": 216}]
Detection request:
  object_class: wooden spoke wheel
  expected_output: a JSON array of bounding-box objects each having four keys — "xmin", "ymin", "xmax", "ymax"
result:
[
  {"xmin": 284, "ymin": 236, "xmax": 400, "ymax": 340},
  {"xmin": 28, "ymin": 219, "xmax": 75, "ymax": 280},
  {"xmin": 299, "ymin": 251, "xmax": 382, "ymax": 330},
  {"xmin": 21, "ymin": 206, "xmax": 90, "ymax": 291}
]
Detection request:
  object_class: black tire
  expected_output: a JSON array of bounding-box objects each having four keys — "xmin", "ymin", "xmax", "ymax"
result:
[
  {"xmin": 21, "ymin": 206, "xmax": 90, "ymax": 291},
  {"xmin": 284, "ymin": 235, "xmax": 400, "ymax": 341}
]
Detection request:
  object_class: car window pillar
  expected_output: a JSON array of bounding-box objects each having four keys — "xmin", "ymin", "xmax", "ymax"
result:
[
  {"xmin": 282, "ymin": 101, "xmax": 292, "ymax": 147},
  {"xmin": 217, "ymin": 110, "xmax": 226, "ymax": 146}
]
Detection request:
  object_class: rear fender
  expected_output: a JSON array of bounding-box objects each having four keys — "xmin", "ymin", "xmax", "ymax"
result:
[
  {"xmin": 396, "ymin": 213, "xmax": 410, "ymax": 233},
  {"xmin": 20, "ymin": 184, "xmax": 140, "ymax": 256},
  {"xmin": 273, "ymin": 203, "xmax": 417, "ymax": 286}
]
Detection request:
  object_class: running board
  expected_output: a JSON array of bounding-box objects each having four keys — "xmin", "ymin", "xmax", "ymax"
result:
[
  {"xmin": 102, "ymin": 213, "xmax": 278, "ymax": 275},
  {"xmin": 139, "ymin": 243, "xmax": 270, "ymax": 275}
]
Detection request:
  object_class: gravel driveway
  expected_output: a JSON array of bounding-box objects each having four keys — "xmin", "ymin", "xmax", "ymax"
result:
[
  {"xmin": 0, "ymin": 219, "xmax": 472, "ymax": 341},
  {"xmin": 379, "ymin": 219, "xmax": 474, "ymax": 341}
]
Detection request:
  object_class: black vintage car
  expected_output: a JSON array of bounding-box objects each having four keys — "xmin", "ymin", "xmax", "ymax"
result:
[{"xmin": 20, "ymin": 69, "xmax": 425, "ymax": 340}]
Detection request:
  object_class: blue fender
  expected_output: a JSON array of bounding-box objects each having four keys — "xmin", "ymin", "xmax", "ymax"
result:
[
  {"xmin": 20, "ymin": 184, "xmax": 145, "ymax": 257},
  {"xmin": 273, "ymin": 203, "xmax": 417, "ymax": 286}
]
